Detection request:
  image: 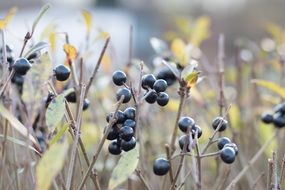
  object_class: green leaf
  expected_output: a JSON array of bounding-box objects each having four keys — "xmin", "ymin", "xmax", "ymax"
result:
[
  {"xmin": 31, "ymin": 4, "xmax": 51, "ymax": 35},
  {"xmin": 108, "ymin": 144, "xmax": 139, "ymax": 189},
  {"xmin": 252, "ymin": 79, "xmax": 285, "ymax": 99},
  {"xmin": 49, "ymin": 123, "xmax": 69, "ymax": 146},
  {"xmin": 36, "ymin": 139, "xmax": 69, "ymax": 190},
  {"xmin": 46, "ymin": 93, "xmax": 66, "ymax": 128},
  {"xmin": 0, "ymin": 104, "xmax": 38, "ymax": 145}
]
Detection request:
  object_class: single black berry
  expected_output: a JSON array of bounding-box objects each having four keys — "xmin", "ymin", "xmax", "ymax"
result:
[
  {"xmin": 11, "ymin": 74, "xmax": 24, "ymax": 86},
  {"xmin": 224, "ymin": 143, "xmax": 238, "ymax": 155},
  {"xmin": 220, "ymin": 147, "xmax": 236, "ymax": 164},
  {"xmin": 178, "ymin": 135, "xmax": 190, "ymax": 152},
  {"xmin": 124, "ymin": 107, "xmax": 136, "ymax": 120},
  {"xmin": 65, "ymin": 91, "xmax": 76, "ymax": 103},
  {"xmin": 157, "ymin": 92, "xmax": 169, "ymax": 106},
  {"xmin": 178, "ymin": 117, "xmax": 195, "ymax": 133},
  {"xmin": 217, "ymin": 137, "xmax": 231, "ymax": 150},
  {"xmin": 27, "ymin": 51, "xmax": 40, "ymax": 61},
  {"xmin": 121, "ymin": 137, "xmax": 136, "ymax": 151},
  {"xmin": 116, "ymin": 88, "xmax": 132, "ymax": 103},
  {"xmin": 212, "ymin": 117, "xmax": 228, "ymax": 132},
  {"xmin": 119, "ymin": 126, "xmax": 134, "ymax": 141},
  {"xmin": 106, "ymin": 111, "xmax": 126, "ymax": 124},
  {"xmin": 273, "ymin": 102, "xmax": 285, "ymax": 113},
  {"xmin": 272, "ymin": 112, "xmax": 285, "ymax": 128},
  {"xmin": 156, "ymin": 67, "xmax": 176, "ymax": 86},
  {"xmin": 108, "ymin": 140, "xmax": 121, "ymax": 155},
  {"xmin": 142, "ymin": 74, "xmax": 156, "ymax": 89},
  {"xmin": 261, "ymin": 113, "xmax": 273, "ymax": 124},
  {"xmin": 153, "ymin": 158, "xmax": 170, "ymax": 176},
  {"xmin": 54, "ymin": 64, "xmax": 71, "ymax": 81},
  {"xmin": 123, "ymin": 119, "xmax": 136, "ymax": 129},
  {"xmin": 106, "ymin": 126, "xmax": 119, "ymax": 140},
  {"xmin": 45, "ymin": 92, "xmax": 55, "ymax": 108},
  {"xmin": 153, "ymin": 79, "xmax": 167, "ymax": 93},
  {"xmin": 12, "ymin": 58, "xmax": 32, "ymax": 75},
  {"xmin": 112, "ymin": 70, "xmax": 127, "ymax": 86},
  {"xmin": 192, "ymin": 125, "xmax": 202, "ymax": 139},
  {"xmin": 145, "ymin": 91, "xmax": 158, "ymax": 104},
  {"xmin": 83, "ymin": 99, "xmax": 90, "ymax": 110}
]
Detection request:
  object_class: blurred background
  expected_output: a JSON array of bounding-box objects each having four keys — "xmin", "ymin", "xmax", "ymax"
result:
[{"xmin": 1, "ymin": 0, "xmax": 285, "ymax": 65}]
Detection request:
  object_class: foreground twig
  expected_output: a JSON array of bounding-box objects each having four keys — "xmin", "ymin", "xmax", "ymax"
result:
[{"xmin": 135, "ymin": 169, "xmax": 152, "ymax": 190}]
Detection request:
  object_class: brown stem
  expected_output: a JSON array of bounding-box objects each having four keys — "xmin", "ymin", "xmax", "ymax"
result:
[
  {"xmin": 165, "ymin": 144, "xmax": 174, "ymax": 183},
  {"xmin": 78, "ymin": 97, "xmax": 124, "ymax": 190},
  {"xmin": 250, "ymin": 172, "xmax": 265, "ymax": 190},
  {"xmin": 135, "ymin": 169, "xmax": 152, "ymax": 190},
  {"xmin": 267, "ymin": 159, "xmax": 274, "ymax": 190}
]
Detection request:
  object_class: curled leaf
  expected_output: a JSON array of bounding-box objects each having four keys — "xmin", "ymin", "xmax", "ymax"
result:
[
  {"xmin": 63, "ymin": 44, "xmax": 77, "ymax": 60},
  {"xmin": 32, "ymin": 4, "xmax": 51, "ymax": 34},
  {"xmin": 82, "ymin": 10, "xmax": 92, "ymax": 34},
  {"xmin": 171, "ymin": 38, "xmax": 188, "ymax": 66},
  {"xmin": 252, "ymin": 79, "xmax": 285, "ymax": 99}
]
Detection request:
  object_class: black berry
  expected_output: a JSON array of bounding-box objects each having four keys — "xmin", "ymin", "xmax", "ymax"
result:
[
  {"xmin": 116, "ymin": 88, "xmax": 131, "ymax": 103},
  {"xmin": 272, "ymin": 112, "xmax": 285, "ymax": 128},
  {"xmin": 83, "ymin": 99, "xmax": 90, "ymax": 110},
  {"xmin": 153, "ymin": 158, "xmax": 170, "ymax": 176},
  {"xmin": 156, "ymin": 67, "xmax": 176, "ymax": 86},
  {"xmin": 108, "ymin": 140, "xmax": 121, "ymax": 155},
  {"xmin": 178, "ymin": 117, "xmax": 195, "ymax": 133},
  {"xmin": 192, "ymin": 125, "xmax": 202, "ymax": 139},
  {"xmin": 119, "ymin": 126, "xmax": 134, "ymax": 141},
  {"xmin": 273, "ymin": 102, "xmax": 285, "ymax": 113},
  {"xmin": 11, "ymin": 74, "xmax": 24, "ymax": 86},
  {"xmin": 112, "ymin": 70, "xmax": 127, "ymax": 86},
  {"xmin": 178, "ymin": 135, "xmax": 190, "ymax": 152},
  {"xmin": 224, "ymin": 143, "xmax": 238, "ymax": 155},
  {"xmin": 212, "ymin": 117, "xmax": 228, "ymax": 132},
  {"xmin": 106, "ymin": 126, "xmax": 119, "ymax": 140},
  {"xmin": 153, "ymin": 79, "xmax": 167, "ymax": 93},
  {"xmin": 54, "ymin": 64, "xmax": 71, "ymax": 81},
  {"xmin": 220, "ymin": 147, "xmax": 236, "ymax": 164},
  {"xmin": 157, "ymin": 92, "xmax": 169, "ymax": 106},
  {"xmin": 145, "ymin": 91, "xmax": 158, "ymax": 104},
  {"xmin": 261, "ymin": 113, "xmax": 273, "ymax": 124},
  {"xmin": 121, "ymin": 137, "xmax": 136, "ymax": 151},
  {"xmin": 124, "ymin": 107, "xmax": 136, "ymax": 120},
  {"xmin": 142, "ymin": 74, "xmax": 156, "ymax": 89},
  {"xmin": 123, "ymin": 119, "xmax": 136, "ymax": 129},
  {"xmin": 12, "ymin": 58, "xmax": 32, "ymax": 75},
  {"xmin": 217, "ymin": 137, "xmax": 231, "ymax": 150},
  {"xmin": 65, "ymin": 91, "xmax": 76, "ymax": 103}
]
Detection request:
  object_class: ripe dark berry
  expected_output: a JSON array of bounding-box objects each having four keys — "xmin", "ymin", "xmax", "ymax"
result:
[
  {"xmin": 192, "ymin": 125, "xmax": 202, "ymax": 139},
  {"xmin": 54, "ymin": 64, "xmax": 71, "ymax": 81},
  {"xmin": 145, "ymin": 91, "xmax": 158, "ymax": 104},
  {"xmin": 220, "ymin": 147, "xmax": 236, "ymax": 164},
  {"xmin": 124, "ymin": 107, "xmax": 136, "ymax": 120},
  {"xmin": 116, "ymin": 88, "xmax": 131, "ymax": 103},
  {"xmin": 119, "ymin": 126, "xmax": 134, "ymax": 141},
  {"xmin": 12, "ymin": 58, "xmax": 32, "ymax": 75},
  {"xmin": 212, "ymin": 117, "xmax": 228, "ymax": 132},
  {"xmin": 112, "ymin": 70, "xmax": 127, "ymax": 86},
  {"xmin": 153, "ymin": 79, "xmax": 167, "ymax": 93},
  {"xmin": 106, "ymin": 111, "xmax": 126, "ymax": 124},
  {"xmin": 123, "ymin": 119, "xmax": 136, "ymax": 129},
  {"xmin": 108, "ymin": 140, "xmax": 121, "ymax": 155},
  {"xmin": 106, "ymin": 126, "xmax": 119, "ymax": 140},
  {"xmin": 83, "ymin": 99, "xmax": 90, "ymax": 110},
  {"xmin": 142, "ymin": 74, "xmax": 156, "ymax": 89},
  {"xmin": 217, "ymin": 137, "xmax": 231, "ymax": 150},
  {"xmin": 157, "ymin": 92, "xmax": 169, "ymax": 106},
  {"xmin": 224, "ymin": 143, "xmax": 238, "ymax": 155},
  {"xmin": 65, "ymin": 91, "xmax": 76, "ymax": 103},
  {"xmin": 272, "ymin": 112, "xmax": 285, "ymax": 128},
  {"xmin": 156, "ymin": 67, "xmax": 176, "ymax": 86},
  {"xmin": 153, "ymin": 158, "xmax": 170, "ymax": 176},
  {"xmin": 178, "ymin": 135, "xmax": 190, "ymax": 152},
  {"xmin": 45, "ymin": 92, "xmax": 55, "ymax": 108},
  {"xmin": 27, "ymin": 51, "xmax": 40, "ymax": 62},
  {"xmin": 121, "ymin": 137, "xmax": 136, "ymax": 151},
  {"xmin": 11, "ymin": 74, "xmax": 24, "ymax": 86},
  {"xmin": 273, "ymin": 102, "xmax": 285, "ymax": 113},
  {"xmin": 178, "ymin": 117, "xmax": 195, "ymax": 133},
  {"xmin": 261, "ymin": 113, "xmax": 273, "ymax": 124}
]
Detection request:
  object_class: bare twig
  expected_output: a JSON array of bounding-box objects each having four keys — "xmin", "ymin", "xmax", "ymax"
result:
[
  {"xmin": 267, "ymin": 159, "xmax": 274, "ymax": 190},
  {"xmin": 78, "ymin": 97, "xmax": 124, "ymax": 190},
  {"xmin": 225, "ymin": 130, "xmax": 278, "ymax": 190},
  {"xmin": 135, "ymin": 169, "xmax": 152, "ymax": 190},
  {"xmin": 280, "ymin": 153, "xmax": 285, "ymax": 186},
  {"xmin": 165, "ymin": 144, "xmax": 174, "ymax": 183},
  {"xmin": 250, "ymin": 172, "xmax": 265, "ymax": 190},
  {"xmin": 217, "ymin": 34, "xmax": 226, "ymax": 116},
  {"xmin": 85, "ymin": 37, "xmax": 110, "ymax": 97}
]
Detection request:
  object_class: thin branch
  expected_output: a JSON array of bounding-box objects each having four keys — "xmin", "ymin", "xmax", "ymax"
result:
[
  {"xmin": 85, "ymin": 37, "xmax": 110, "ymax": 97},
  {"xmin": 165, "ymin": 144, "xmax": 174, "ymax": 183},
  {"xmin": 267, "ymin": 159, "xmax": 274, "ymax": 190},
  {"xmin": 78, "ymin": 97, "xmax": 124, "ymax": 190},
  {"xmin": 250, "ymin": 172, "xmax": 265, "ymax": 190},
  {"xmin": 135, "ymin": 169, "xmax": 152, "ymax": 190}
]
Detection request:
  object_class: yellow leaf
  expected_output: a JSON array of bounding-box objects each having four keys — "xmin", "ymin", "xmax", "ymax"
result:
[
  {"xmin": 252, "ymin": 79, "xmax": 285, "ymax": 99},
  {"xmin": 41, "ymin": 23, "xmax": 57, "ymax": 52},
  {"xmin": 0, "ymin": 7, "xmax": 17, "ymax": 29},
  {"xmin": 81, "ymin": 10, "xmax": 92, "ymax": 34},
  {"xmin": 265, "ymin": 22, "xmax": 282, "ymax": 42},
  {"xmin": 63, "ymin": 44, "xmax": 77, "ymax": 60},
  {"xmin": 184, "ymin": 70, "xmax": 199, "ymax": 88},
  {"xmin": 93, "ymin": 31, "xmax": 110, "ymax": 43},
  {"xmin": 189, "ymin": 16, "xmax": 210, "ymax": 47},
  {"xmin": 171, "ymin": 38, "xmax": 188, "ymax": 65},
  {"xmin": 36, "ymin": 139, "xmax": 69, "ymax": 190},
  {"xmin": 175, "ymin": 17, "xmax": 191, "ymax": 36}
]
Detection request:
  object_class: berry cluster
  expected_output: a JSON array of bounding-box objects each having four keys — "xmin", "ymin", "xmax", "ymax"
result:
[
  {"xmin": 142, "ymin": 74, "xmax": 169, "ymax": 106},
  {"xmin": 261, "ymin": 102, "xmax": 285, "ymax": 128},
  {"xmin": 106, "ymin": 107, "xmax": 137, "ymax": 155},
  {"xmin": 217, "ymin": 137, "xmax": 238, "ymax": 164},
  {"xmin": 156, "ymin": 67, "xmax": 177, "ymax": 86}
]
